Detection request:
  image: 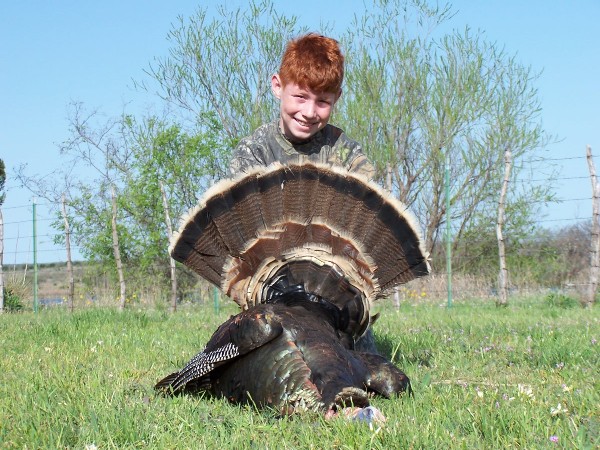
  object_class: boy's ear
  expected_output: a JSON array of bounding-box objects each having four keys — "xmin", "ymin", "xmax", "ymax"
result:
[{"xmin": 271, "ymin": 74, "xmax": 283, "ymax": 99}]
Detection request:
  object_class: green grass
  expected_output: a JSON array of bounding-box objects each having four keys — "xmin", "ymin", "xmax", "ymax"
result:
[{"xmin": 0, "ymin": 297, "xmax": 598, "ymax": 449}]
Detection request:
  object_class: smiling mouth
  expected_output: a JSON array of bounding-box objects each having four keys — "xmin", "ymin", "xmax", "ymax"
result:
[{"xmin": 295, "ymin": 119, "xmax": 314, "ymax": 128}]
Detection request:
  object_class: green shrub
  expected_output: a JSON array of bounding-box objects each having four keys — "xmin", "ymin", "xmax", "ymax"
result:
[
  {"xmin": 544, "ymin": 292, "xmax": 579, "ymax": 308},
  {"xmin": 3, "ymin": 288, "xmax": 24, "ymax": 312}
]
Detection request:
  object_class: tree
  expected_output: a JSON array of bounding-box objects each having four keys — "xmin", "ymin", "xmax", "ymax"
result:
[
  {"xmin": 338, "ymin": 0, "xmax": 554, "ymax": 263},
  {"xmin": 496, "ymin": 149, "xmax": 511, "ymax": 306},
  {"xmin": 61, "ymin": 193, "xmax": 75, "ymax": 312},
  {"xmin": 111, "ymin": 113, "xmax": 228, "ymax": 293},
  {"xmin": 140, "ymin": 0, "xmax": 306, "ymax": 145},
  {"xmin": 450, "ymin": 221, "xmax": 591, "ymax": 290},
  {"xmin": 110, "ymin": 185, "xmax": 126, "ymax": 310},
  {"xmin": 53, "ymin": 105, "xmax": 228, "ymax": 303},
  {"xmin": 15, "ymin": 158, "xmax": 82, "ymax": 311},
  {"xmin": 24, "ymin": 0, "xmax": 559, "ymax": 305},
  {"xmin": 160, "ymin": 180, "xmax": 178, "ymax": 312},
  {"xmin": 58, "ymin": 102, "xmax": 129, "ymax": 308}
]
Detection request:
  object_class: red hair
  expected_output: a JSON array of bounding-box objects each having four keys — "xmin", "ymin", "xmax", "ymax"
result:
[{"xmin": 278, "ymin": 33, "xmax": 344, "ymax": 94}]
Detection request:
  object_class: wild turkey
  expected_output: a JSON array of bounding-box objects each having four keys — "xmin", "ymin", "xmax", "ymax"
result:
[
  {"xmin": 156, "ymin": 163, "xmax": 429, "ymax": 415},
  {"xmin": 155, "ymin": 290, "xmax": 411, "ymax": 414}
]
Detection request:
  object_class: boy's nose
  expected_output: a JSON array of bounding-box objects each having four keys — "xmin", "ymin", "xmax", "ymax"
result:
[{"xmin": 302, "ymin": 102, "xmax": 317, "ymax": 119}]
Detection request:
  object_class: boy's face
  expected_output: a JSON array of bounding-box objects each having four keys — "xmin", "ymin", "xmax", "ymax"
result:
[{"xmin": 272, "ymin": 74, "xmax": 340, "ymax": 143}]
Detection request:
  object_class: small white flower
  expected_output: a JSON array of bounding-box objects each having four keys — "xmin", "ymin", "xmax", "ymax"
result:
[
  {"xmin": 518, "ymin": 384, "xmax": 534, "ymax": 399},
  {"xmin": 551, "ymin": 403, "xmax": 568, "ymax": 416}
]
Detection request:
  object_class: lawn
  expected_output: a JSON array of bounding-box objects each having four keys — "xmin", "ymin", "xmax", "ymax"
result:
[{"xmin": 0, "ymin": 296, "xmax": 598, "ymax": 449}]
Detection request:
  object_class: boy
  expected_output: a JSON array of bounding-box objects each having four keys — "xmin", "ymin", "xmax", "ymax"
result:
[
  {"xmin": 229, "ymin": 33, "xmax": 375, "ymax": 180},
  {"xmin": 229, "ymin": 33, "xmax": 380, "ymax": 354}
]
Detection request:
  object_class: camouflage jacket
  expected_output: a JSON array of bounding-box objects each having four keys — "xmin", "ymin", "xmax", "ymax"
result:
[{"xmin": 229, "ymin": 120, "xmax": 375, "ymax": 179}]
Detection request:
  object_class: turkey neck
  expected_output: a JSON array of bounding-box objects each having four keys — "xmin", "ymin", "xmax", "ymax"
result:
[{"xmin": 268, "ymin": 290, "xmax": 348, "ymax": 332}]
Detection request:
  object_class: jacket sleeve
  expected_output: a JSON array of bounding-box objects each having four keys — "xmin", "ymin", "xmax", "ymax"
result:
[
  {"xmin": 347, "ymin": 150, "xmax": 376, "ymax": 180},
  {"xmin": 230, "ymin": 139, "xmax": 263, "ymax": 176},
  {"xmin": 336, "ymin": 135, "xmax": 376, "ymax": 181}
]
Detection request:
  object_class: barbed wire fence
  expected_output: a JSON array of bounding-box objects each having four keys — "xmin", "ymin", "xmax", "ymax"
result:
[{"xmin": 0, "ymin": 153, "xmax": 597, "ymax": 312}]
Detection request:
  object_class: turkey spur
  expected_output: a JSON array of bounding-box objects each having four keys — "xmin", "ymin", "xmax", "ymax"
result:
[{"xmin": 155, "ymin": 290, "xmax": 411, "ymax": 414}]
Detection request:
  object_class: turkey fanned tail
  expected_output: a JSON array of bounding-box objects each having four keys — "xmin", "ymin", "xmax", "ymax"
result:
[{"xmin": 168, "ymin": 163, "xmax": 431, "ymax": 340}]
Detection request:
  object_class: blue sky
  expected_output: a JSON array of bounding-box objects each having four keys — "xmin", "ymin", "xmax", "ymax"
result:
[{"xmin": 1, "ymin": 0, "xmax": 598, "ymax": 264}]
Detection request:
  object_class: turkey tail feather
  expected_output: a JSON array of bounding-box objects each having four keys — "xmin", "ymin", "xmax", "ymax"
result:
[
  {"xmin": 154, "ymin": 372, "xmax": 180, "ymax": 393},
  {"xmin": 169, "ymin": 163, "xmax": 430, "ymax": 339}
]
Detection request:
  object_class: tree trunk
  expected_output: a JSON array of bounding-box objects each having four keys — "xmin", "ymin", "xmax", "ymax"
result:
[
  {"xmin": 585, "ymin": 145, "xmax": 599, "ymax": 308},
  {"xmin": 111, "ymin": 186, "xmax": 126, "ymax": 310},
  {"xmin": 385, "ymin": 162, "xmax": 393, "ymax": 192},
  {"xmin": 0, "ymin": 207, "xmax": 4, "ymax": 313},
  {"xmin": 160, "ymin": 181, "xmax": 178, "ymax": 313},
  {"xmin": 61, "ymin": 194, "xmax": 75, "ymax": 312},
  {"xmin": 496, "ymin": 148, "xmax": 512, "ymax": 307}
]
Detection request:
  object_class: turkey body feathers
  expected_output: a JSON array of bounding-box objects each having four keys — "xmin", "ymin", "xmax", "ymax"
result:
[
  {"xmin": 155, "ymin": 306, "xmax": 284, "ymax": 394},
  {"xmin": 155, "ymin": 294, "xmax": 411, "ymax": 413}
]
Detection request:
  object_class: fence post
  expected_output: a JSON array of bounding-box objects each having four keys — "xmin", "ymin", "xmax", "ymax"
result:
[
  {"xmin": 445, "ymin": 151, "xmax": 452, "ymax": 308},
  {"xmin": 213, "ymin": 286, "xmax": 220, "ymax": 314},
  {"xmin": 32, "ymin": 198, "xmax": 38, "ymax": 314},
  {"xmin": 586, "ymin": 145, "xmax": 599, "ymax": 307}
]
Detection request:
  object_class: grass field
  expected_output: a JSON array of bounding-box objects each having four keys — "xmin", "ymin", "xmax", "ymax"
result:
[{"xmin": 0, "ymin": 297, "xmax": 598, "ymax": 449}]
